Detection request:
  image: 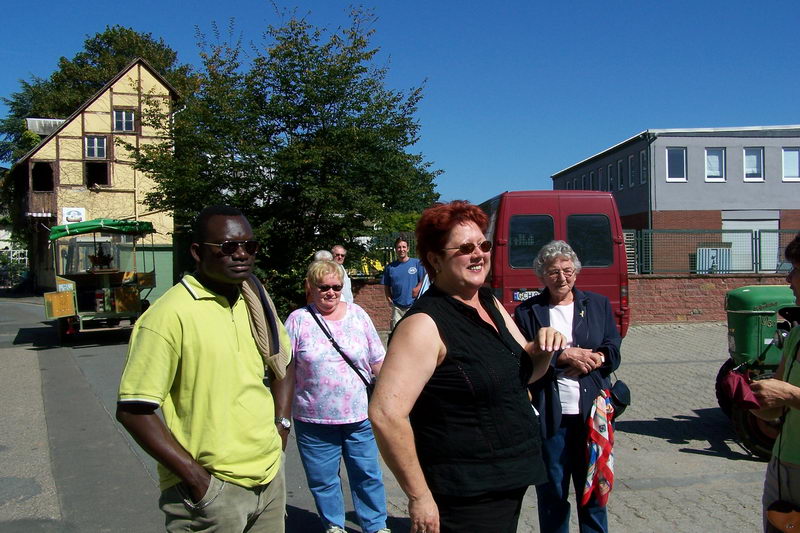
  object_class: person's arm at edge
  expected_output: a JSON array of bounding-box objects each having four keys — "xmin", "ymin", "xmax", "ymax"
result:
[
  {"xmin": 369, "ymin": 313, "xmax": 442, "ymax": 533},
  {"xmin": 751, "ymin": 355, "xmax": 797, "ymax": 420},
  {"xmin": 268, "ymin": 358, "xmax": 295, "ymax": 451},
  {"xmin": 411, "ymin": 263, "xmax": 426, "ymax": 299},
  {"xmin": 116, "ymin": 402, "xmax": 211, "ymax": 502}
]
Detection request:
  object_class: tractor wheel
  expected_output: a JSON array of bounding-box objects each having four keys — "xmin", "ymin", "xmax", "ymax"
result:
[
  {"xmin": 715, "ymin": 359, "xmax": 736, "ymax": 418},
  {"xmin": 731, "ymin": 404, "xmax": 779, "ymax": 461}
]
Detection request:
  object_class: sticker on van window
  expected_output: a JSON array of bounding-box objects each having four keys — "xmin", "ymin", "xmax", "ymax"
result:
[{"xmin": 513, "ymin": 289, "xmax": 541, "ymax": 301}]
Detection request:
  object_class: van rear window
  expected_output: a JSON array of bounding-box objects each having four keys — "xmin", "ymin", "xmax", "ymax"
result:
[
  {"xmin": 509, "ymin": 215, "xmax": 554, "ymax": 268},
  {"xmin": 567, "ymin": 214, "xmax": 613, "ymax": 267}
]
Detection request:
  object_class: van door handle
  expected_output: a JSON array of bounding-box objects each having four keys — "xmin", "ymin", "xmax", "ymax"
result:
[
  {"xmin": 613, "ymin": 236, "xmax": 623, "ymax": 244},
  {"xmin": 497, "ymin": 239, "xmax": 507, "ymax": 246}
]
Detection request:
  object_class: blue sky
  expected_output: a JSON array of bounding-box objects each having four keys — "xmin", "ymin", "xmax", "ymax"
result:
[{"xmin": 3, "ymin": 1, "xmax": 799, "ymax": 203}]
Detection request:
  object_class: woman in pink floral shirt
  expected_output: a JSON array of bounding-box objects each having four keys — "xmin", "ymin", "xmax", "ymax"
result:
[{"xmin": 285, "ymin": 260, "xmax": 389, "ymax": 533}]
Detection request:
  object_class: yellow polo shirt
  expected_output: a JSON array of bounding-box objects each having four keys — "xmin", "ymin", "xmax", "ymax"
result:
[{"xmin": 118, "ymin": 274, "xmax": 282, "ymax": 490}]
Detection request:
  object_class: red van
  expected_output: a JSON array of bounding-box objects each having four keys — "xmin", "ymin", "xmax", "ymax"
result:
[{"xmin": 479, "ymin": 190, "xmax": 629, "ymax": 337}]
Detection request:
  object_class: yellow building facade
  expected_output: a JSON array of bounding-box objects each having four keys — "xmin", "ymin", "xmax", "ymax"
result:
[{"xmin": 9, "ymin": 58, "xmax": 179, "ymax": 289}]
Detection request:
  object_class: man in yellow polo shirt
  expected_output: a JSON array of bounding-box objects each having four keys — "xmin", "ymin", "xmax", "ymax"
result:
[{"xmin": 117, "ymin": 206, "xmax": 293, "ymax": 532}]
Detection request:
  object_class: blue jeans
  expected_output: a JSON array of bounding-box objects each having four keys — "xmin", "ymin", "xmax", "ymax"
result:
[
  {"xmin": 294, "ymin": 419, "xmax": 387, "ymax": 533},
  {"xmin": 536, "ymin": 415, "xmax": 608, "ymax": 533}
]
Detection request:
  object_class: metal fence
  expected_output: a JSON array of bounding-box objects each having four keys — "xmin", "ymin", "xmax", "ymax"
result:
[
  {"xmin": 624, "ymin": 229, "xmax": 799, "ymax": 274},
  {"xmin": 0, "ymin": 248, "xmax": 29, "ymax": 288}
]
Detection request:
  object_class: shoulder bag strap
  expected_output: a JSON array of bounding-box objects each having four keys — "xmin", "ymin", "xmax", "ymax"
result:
[{"xmin": 305, "ymin": 305, "xmax": 372, "ymax": 388}]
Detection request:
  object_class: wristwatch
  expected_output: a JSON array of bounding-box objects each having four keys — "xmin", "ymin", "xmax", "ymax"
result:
[{"xmin": 275, "ymin": 417, "xmax": 292, "ymax": 432}]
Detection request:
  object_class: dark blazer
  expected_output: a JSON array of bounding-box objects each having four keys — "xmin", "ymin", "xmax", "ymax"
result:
[{"xmin": 514, "ymin": 287, "xmax": 622, "ymax": 440}]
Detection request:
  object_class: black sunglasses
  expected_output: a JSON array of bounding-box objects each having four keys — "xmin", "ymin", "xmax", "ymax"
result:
[
  {"xmin": 202, "ymin": 240, "xmax": 260, "ymax": 255},
  {"xmin": 317, "ymin": 284, "xmax": 343, "ymax": 292},
  {"xmin": 443, "ymin": 240, "xmax": 493, "ymax": 255}
]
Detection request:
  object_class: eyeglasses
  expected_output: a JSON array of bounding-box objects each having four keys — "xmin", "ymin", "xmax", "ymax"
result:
[
  {"xmin": 443, "ymin": 240, "xmax": 493, "ymax": 255},
  {"xmin": 317, "ymin": 284, "xmax": 343, "ymax": 292},
  {"xmin": 545, "ymin": 268, "xmax": 576, "ymax": 279},
  {"xmin": 333, "ymin": 253, "xmax": 346, "ymax": 258},
  {"xmin": 202, "ymin": 240, "xmax": 260, "ymax": 255}
]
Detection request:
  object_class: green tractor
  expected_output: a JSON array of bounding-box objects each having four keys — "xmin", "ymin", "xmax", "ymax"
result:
[{"xmin": 717, "ymin": 285, "xmax": 799, "ymax": 459}]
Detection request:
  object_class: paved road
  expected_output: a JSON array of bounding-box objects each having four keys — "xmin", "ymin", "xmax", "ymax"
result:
[{"xmin": 0, "ymin": 297, "xmax": 766, "ymax": 532}]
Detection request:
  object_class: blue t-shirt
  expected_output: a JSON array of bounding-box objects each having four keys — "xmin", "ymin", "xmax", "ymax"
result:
[{"xmin": 382, "ymin": 258, "xmax": 425, "ymax": 308}]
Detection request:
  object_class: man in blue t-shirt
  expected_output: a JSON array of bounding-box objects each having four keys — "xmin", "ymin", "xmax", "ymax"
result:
[{"xmin": 381, "ymin": 237, "xmax": 426, "ymax": 329}]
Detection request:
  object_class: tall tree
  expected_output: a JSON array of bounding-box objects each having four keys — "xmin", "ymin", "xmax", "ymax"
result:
[
  {"xmin": 131, "ymin": 9, "xmax": 439, "ymax": 312},
  {"xmin": 0, "ymin": 25, "xmax": 195, "ymax": 163}
]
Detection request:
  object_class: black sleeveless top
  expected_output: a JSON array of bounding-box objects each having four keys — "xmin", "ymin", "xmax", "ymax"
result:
[{"xmin": 403, "ymin": 285, "xmax": 546, "ymax": 497}]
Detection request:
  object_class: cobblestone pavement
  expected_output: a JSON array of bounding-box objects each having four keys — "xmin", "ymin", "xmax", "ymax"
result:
[{"xmin": 383, "ymin": 322, "xmax": 767, "ymax": 532}]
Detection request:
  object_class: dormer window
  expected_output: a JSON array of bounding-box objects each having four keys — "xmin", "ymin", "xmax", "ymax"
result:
[
  {"xmin": 86, "ymin": 136, "xmax": 106, "ymax": 159},
  {"xmin": 114, "ymin": 109, "xmax": 135, "ymax": 132}
]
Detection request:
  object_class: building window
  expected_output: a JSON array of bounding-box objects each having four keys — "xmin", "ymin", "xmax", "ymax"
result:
[
  {"xmin": 32, "ymin": 162, "xmax": 55, "ymax": 191},
  {"xmin": 573, "ymin": 177, "xmax": 577, "ymax": 189},
  {"xmin": 86, "ymin": 162, "xmax": 109, "ymax": 187},
  {"xmin": 628, "ymin": 154, "xmax": 635, "ymax": 187},
  {"xmin": 783, "ymin": 148, "xmax": 800, "ymax": 181},
  {"xmin": 705, "ymin": 148, "xmax": 726, "ymax": 181},
  {"xmin": 640, "ymin": 150, "xmax": 647, "ymax": 184},
  {"xmin": 85, "ymin": 136, "xmax": 106, "ymax": 159},
  {"xmin": 590, "ymin": 171, "xmax": 595, "ymax": 190},
  {"xmin": 113, "ymin": 109, "xmax": 135, "ymax": 132},
  {"xmin": 598, "ymin": 167, "xmax": 605, "ymax": 191},
  {"xmin": 582, "ymin": 174, "xmax": 586, "ymax": 189},
  {"xmin": 666, "ymin": 147, "xmax": 687, "ymax": 182},
  {"xmin": 744, "ymin": 147, "xmax": 764, "ymax": 181},
  {"xmin": 617, "ymin": 160, "xmax": 624, "ymax": 190},
  {"xmin": 607, "ymin": 163, "xmax": 613, "ymax": 190}
]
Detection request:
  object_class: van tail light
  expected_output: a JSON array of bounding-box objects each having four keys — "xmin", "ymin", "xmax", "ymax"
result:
[{"xmin": 620, "ymin": 283, "xmax": 629, "ymax": 309}]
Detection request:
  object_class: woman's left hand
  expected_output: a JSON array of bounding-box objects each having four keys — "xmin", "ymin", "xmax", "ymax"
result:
[
  {"xmin": 533, "ymin": 326, "xmax": 567, "ymax": 354},
  {"xmin": 752, "ymin": 378, "xmax": 795, "ymax": 408}
]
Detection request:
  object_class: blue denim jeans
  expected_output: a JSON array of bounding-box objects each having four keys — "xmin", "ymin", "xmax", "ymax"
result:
[
  {"xmin": 294, "ymin": 419, "xmax": 387, "ymax": 533},
  {"xmin": 536, "ymin": 414, "xmax": 608, "ymax": 533}
]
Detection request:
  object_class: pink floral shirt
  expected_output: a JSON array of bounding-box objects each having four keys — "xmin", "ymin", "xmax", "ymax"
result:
[{"xmin": 285, "ymin": 303, "xmax": 385, "ymax": 424}]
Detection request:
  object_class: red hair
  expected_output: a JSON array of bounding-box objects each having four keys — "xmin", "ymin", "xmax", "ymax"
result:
[{"xmin": 415, "ymin": 200, "xmax": 489, "ymax": 275}]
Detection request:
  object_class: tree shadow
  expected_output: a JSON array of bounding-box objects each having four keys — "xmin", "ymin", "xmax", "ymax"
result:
[{"xmin": 615, "ymin": 407, "xmax": 761, "ymax": 461}]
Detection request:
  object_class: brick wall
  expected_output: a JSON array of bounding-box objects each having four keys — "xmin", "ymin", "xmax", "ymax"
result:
[
  {"xmin": 353, "ymin": 278, "xmax": 392, "ymax": 331},
  {"xmin": 781, "ymin": 210, "xmax": 800, "ymax": 230},
  {"xmin": 629, "ymin": 273, "xmax": 787, "ymax": 323},
  {"xmin": 652, "ymin": 210, "xmax": 721, "ymax": 230}
]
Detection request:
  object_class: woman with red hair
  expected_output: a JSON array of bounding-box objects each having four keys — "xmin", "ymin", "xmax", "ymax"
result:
[{"xmin": 370, "ymin": 200, "xmax": 565, "ymax": 533}]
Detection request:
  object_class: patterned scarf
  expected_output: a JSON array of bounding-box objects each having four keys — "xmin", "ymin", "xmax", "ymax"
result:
[{"xmin": 582, "ymin": 389, "xmax": 615, "ymax": 507}]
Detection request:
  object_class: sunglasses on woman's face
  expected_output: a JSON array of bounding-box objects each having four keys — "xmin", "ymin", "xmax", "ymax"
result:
[
  {"xmin": 443, "ymin": 240, "xmax": 493, "ymax": 255},
  {"xmin": 317, "ymin": 284, "xmax": 343, "ymax": 292},
  {"xmin": 202, "ymin": 240, "xmax": 260, "ymax": 255}
]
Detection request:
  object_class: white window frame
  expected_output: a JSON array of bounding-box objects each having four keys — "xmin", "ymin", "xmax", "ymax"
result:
[
  {"xmin": 573, "ymin": 177, "xmax": 577, "ymax": 189},
  {"xmin": 589, "ymin": 171, "xmax": 595, "ymax": 190},
  {"xmin": 705, "ymin": 147, "xmax": 726, "ymax": 182},
  {"xmin": 783, "ymin": 148, "xmax": 800, "ymax": 182},
  {"xmin": 628, "ymin": 154, "xmax": 635, "ymax": 187},
  {"xmin": 113, "ymin": 109, "xmax": 135, "ymax": 132},
  {"xmin": 666, "ymin": 147, "xmax": 687, "ymax": 182},
  {"xmin": 598, "ymin": 167, "xmax": 605, "ymax": 191},
  {"xmin": 617, "ymin": 160, "xmax": 624, "ymax": 190},
  {"xmin": 743, "ymin": 147, "xmax": 764, "ymax": 182},
  {"xmin": 607, "ymin": 163, "xmax": 613, "ymax": 190},
  {"xmin": 581, "ymin": 174, "xmax": 586, "ymax": 189},
  {"xmin": 640, "ymin": 150, "xmax": 647, "ymax": 184},
  {"xmin": 85, "ymin": 136, "xmax": 107, "ymax": 159}
]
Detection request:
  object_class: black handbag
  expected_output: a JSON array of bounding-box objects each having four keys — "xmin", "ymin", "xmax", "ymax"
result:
[
  {"xmin": 610, "ymin": 374, "xmax": 631, "ymax": 419},
  {"xmin": 305, "ymin": 305, "xmax": 375, "ymax": 399}
]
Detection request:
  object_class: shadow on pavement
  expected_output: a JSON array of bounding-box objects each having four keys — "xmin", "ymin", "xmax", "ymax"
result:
[
  {"xmin": 615, "ymin": 407, "xmax": 761, "ymax": 461},
  {"xmin": 286, "ymin": 506, "xmax": 411, "ymax": 532},
  {"xmin": 13, "ymin": 324, "xmax": 131, "ymax": 350},
  {"xmin": 0, "ymin": 519, "xmax": 78, "ymax": 532}
]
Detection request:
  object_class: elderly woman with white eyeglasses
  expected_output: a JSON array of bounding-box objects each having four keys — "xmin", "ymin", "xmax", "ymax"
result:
[{"xmin": 514, "ymin": 240, "xmax": 621, "ymax": 533}]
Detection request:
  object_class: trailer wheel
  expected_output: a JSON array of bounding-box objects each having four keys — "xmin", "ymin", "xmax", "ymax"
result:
[
  {"xmin": 731, "ymin": 405, "xmax": 779, "ymax": 461},
  {"xmin": 715, "ymin": 359, "xmax": 736, "ymax": 418}
]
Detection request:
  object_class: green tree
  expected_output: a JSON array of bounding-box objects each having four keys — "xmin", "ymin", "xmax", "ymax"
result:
[{"xmin": 130, "ymin": 10, "xmax": 439, "ymax": 312}]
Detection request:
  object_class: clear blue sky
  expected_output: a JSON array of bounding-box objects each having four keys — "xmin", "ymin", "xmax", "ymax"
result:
[{"xmin": 3, "ymin": 1, "xmax": 799, "ymax": 203}]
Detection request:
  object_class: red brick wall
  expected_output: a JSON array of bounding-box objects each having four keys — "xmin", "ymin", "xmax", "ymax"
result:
[
  {"xmin": 652, "ymin": 210, "xmax": 721, "ymax": 230},
  {"xmin": 781, "ymin": 210, "xmax": 800, "ymax": 230},
  {"xmin": 628, "ymin": 273, "xmax": 787, "ymax": 323},
  {"xmin": 353, "ymin": 279, "xmax": 392, "ymax": 331},
  {"xmin": 356, "ymin": 273, "xmax": 790, "ymax": 330}
]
